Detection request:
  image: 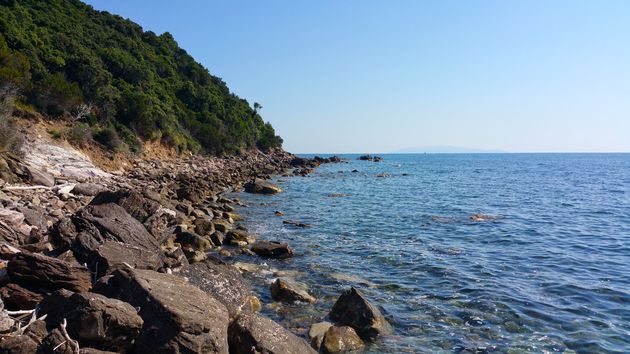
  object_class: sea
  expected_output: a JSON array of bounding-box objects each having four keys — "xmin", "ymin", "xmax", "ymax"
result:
[{"xmin": 231, "ymin": 153, "xmax": 630, "ymax": 353}]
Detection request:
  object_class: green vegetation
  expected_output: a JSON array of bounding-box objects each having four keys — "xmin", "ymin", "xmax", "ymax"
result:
[
  {"xmin": 0, "ymin": 83, "xmax": 23, "ymax": 154},
  {"xmin": 0, "ymin": 0, "xmax": 282, "ymax": 154}
]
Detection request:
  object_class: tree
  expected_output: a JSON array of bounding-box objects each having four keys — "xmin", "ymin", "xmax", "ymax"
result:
[{"xmin": 253, "ymin": 102, "xmax": 262, "ymax": 113}]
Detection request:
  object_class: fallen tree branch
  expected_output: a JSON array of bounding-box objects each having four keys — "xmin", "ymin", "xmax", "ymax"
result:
[{"xmin": 60, "ymin": 318, "xmax": 80, "ymax": 354}]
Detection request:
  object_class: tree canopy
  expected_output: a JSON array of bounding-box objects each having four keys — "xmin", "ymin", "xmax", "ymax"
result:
[{"xmin": 0, "ymin": 0, "xmax": 282, "ymax": 154}]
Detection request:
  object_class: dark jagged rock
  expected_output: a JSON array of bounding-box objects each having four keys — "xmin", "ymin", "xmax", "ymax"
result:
[
  {"xmin": 210, "ymin": 231, "xmax": 224, "ymax": 246},
  {"xmin": 88, "ymin": 240, "xmax": 163, "ymax": 277},
  {"xmin": 270, "ymin": 277, "xmax": 316, "ymax": 303},
  {"xmin": 228, "ymin": 313, "xmax": 317, "ymax": 354},
  {"xmin": 177, "ymin": 260, "xmax": 255, "ymax": 319},
  {"xmin": 250, "ymin": 240, "xmax": 293, "ymax": 259},
  {"xmin": 244, "ymin": 178, "xmax": 283, "ymax": 194},
  {"xmin": 41, "ymin": 289, "xmax": 144, "ymax": 353},
  {"xmin": 89, "ymin": 189, "xmax": 160, "ymax": 223},
  {"xmin": 7, "ymin": 252, "xmax": 92, "ymax": 292},
  {"xmin": 329, "ymin": 287, "xmax": 391, "ymax": 341},
  {"xmin": 60, "ymin": 203, "xmax": 159, "ymax": 261},
  {"xmin": 0, "ymin": 282, "xmax": 44, "ymax": 309},
  {"xmin": 94, "ymin": 268, "xmax": 229, "ymax": 354}
]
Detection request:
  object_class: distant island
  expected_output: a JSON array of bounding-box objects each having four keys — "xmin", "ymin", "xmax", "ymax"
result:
[{"xmin": 393, "ymin": 146, "xmax": 507, "ymax": 153}]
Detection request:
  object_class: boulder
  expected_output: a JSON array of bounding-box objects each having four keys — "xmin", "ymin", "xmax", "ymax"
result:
[
  {"xmin": 0, "ymin": 220, "xmax": 23, "ymax": 245},
  {"xmin": 88, "ymin": 240, "xmax": 163, "ymax": 277},
  {"xmin": 0, "ymin": 282, "xmax": 44, "ymax": 309},
  {"xmin": 17, "ymin": 206, "xmax": 47, "ymax": 231},
  {"xmin": 72, "ymin": 183, "xmax": 106, "ymax": 197},
  {"xmin": 226, "ymin": 229, "xmax": 256, "ymax": 246},
  {"xmin": 175, "ymin": 231, "xmax": 213, "ymax": 252},
  {"xmin": 244, "ymin": 179, "xmax": 283, "ymax": 194},
  {"xmin": 89, "ymin": 189, "xmax": 159, "ymax": 223},
  {"xmin": 177, "ymin": 260, "xmax": 255, "ymax": 319},
  {"xmin": 321, "ymin": 326, "xmax": 364, "ymax": 354},
  {"xmin": 329, "ymin": 287, "xmax": 391, "ymax": 341},
  {"xmin": 94, "ymin": 268, "xmax": 229, "ymax": 354},
  {"xmin": 60, "ymin": 203, "xmax": 160, "ymax": 261},
  {"xmin": 213, "ymin": 219, "xmax": 231, "ymax": 233},
  {"xmin": 41, "ymin": 289, "xmax": 144, "ymax": 353},
  {"xmin": 7, "ymin": 252, "xmax": 92, "ymax": 292},
  {"xmin": 250, "ymin": 240, "xmax": 293, "ymax": 259},
  {"xmin": 0, "ymin": 335, "xmax": 38, "ymax": 354},
  {"xmin": 27, "ymin": 166, "xmax": 55, "ymax": 187},
  {"xmin": 194, "ymin": 218, "xmax": 215, "ymax": 237},
  {"xmin": 270, "ymin": 278, "xmax": 316, "ymax": 303},
  {"xmin": 228, "ymin": 313, "xmax": 317, "ymax": 354},
  {"xmin": 210, "ymin": 231, "xmax": 224, "ymax": 246}
]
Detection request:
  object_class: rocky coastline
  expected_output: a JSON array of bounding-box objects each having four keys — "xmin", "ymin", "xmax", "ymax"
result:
[{"xmin": 0, "ymin": 134, "xmax": 391, "ymax": 353}]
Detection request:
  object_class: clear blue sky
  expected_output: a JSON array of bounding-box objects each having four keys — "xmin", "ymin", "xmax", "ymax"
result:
[{"xmin": 84, "ymin": 0, "xmax": 630, "ymax": 153}]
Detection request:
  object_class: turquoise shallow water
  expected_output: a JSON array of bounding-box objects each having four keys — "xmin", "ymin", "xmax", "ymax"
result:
[{"xmin": 232, "ymin": 153, "xmax": 630, "ymax": 353}]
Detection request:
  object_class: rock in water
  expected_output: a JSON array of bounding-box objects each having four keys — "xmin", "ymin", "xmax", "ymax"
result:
[
  {"xmin": 94, "ymin": 268, "xmax": 229, "ymax": 354},
  {"xmin": 177, "ymin": 260, "xmax": 255, "ymax": 319},
  {"xmin": 41, "ymin": 289, "xmax": 143, "ymax": 353},
  {"xmin": 7, "ymin": 252, "xmax": 92, "ymax": 292},
  {"xmin": 270, "ymin": 277, "xmax": 316, "ymax": 303},
  {"xmin": 228, "ymin": 313, "xmax": 317, "ymax": 354},
  {"xmin": 321, "ymin": 326, "xmax": 364, "ymax": 354},
  {"xmin": 308, "ymin": 321, "xmax": 333, "ymax": 351},
  {"xmin": 329, "ymin": 287, "xmax": 391, "ymax": 341},
  {"xmin": 244, "ymin": 179, "xmax": 283, "ymax": 194},
  {"xmin": 250, "ymin": 240, "xmax": 293, "ymax": 259}
]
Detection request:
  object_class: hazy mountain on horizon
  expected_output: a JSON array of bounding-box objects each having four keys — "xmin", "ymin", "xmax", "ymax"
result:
[{"xmin": 394, "ymin": 146, "xmax": 507, "ymax": 153}]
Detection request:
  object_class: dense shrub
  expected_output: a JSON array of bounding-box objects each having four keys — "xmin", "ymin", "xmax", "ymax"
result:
[
  {"xmin": 0, "ymin": 0, "xmax": 283, "ymax": 154},
  {"xmin": 65, "ymin": 122, "xmax": 92, "ymax": 147},
  {"xmin": 93, "ymin": 126, "xmax": 124, "ymax": 152}
]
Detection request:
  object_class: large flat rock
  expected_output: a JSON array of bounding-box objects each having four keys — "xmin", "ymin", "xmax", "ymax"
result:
[{"xmin": 95, "ymin": 268, "xmax": 229, "ymax": 354}]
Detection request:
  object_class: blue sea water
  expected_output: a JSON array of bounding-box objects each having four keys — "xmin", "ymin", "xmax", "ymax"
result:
[{"xmin": 232, "ymin": 154, "xmax": 630, "ymax": 353}]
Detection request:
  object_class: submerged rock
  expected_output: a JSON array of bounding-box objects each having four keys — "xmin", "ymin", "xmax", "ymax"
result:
[
  {"xmin": 329, "ymin": 287, "xmax": 391, "ymax": 341},
  {"xmin": 244, "ymin": 179, "xmax": 283, "ymax": 194},
  {"xmin": 228, "ymin": 313, "xmax": 317, "ymax": 354},
  {"xmin": 270, "ymin": 277, "xmax": 316, "ymax": 303},
  {"xmin": 321, "ymin": 326, "xmax": 364, "ymax": 354},
  {"xmin": 309, "ymin": 321, "xmax": 333, "ymax": 351}
]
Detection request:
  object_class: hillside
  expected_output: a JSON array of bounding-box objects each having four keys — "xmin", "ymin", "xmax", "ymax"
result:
[{"xmin": 0, "ymin": 0, "xmax": 282, "ymax": 154}]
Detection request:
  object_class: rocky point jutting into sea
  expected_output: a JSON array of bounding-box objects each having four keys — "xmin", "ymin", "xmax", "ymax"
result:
[{"xmin": 0, "ymin": 121, "xmax": 390, "ymax": 353}]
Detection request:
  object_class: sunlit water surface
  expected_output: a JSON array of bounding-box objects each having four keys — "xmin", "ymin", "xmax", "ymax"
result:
[{"xmin": 230, "ymin": 154, "xmax": 630, "ymax": 353}]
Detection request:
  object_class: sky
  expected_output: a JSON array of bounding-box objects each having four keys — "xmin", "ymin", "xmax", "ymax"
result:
[{"xmin": 84, "ymin": 0, "xmax": 630, "ymax": 153}]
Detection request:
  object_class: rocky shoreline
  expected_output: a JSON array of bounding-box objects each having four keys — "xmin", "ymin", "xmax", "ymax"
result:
[{"xmin": 0, "ymin": 138, "xmax": 391, "ymax": 353}]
